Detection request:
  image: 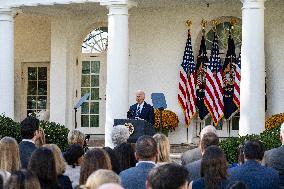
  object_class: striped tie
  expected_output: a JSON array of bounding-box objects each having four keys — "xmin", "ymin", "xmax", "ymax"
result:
[{"xmin": 136, "ymin": 105, "xmax": 141, "ymax": 117}]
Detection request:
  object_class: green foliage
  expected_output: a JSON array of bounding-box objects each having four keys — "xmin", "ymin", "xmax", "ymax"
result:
[
  {"xmin": 40, "ymin": 121, "xmax": 69, "ymax": 151},
  {"xmin": 0, "ymin": 115, "xmax": 69, "ymax": 151},
  {"xmin": 220, "ymin": 124, "xmax": 281, "ymax": 164},
  {"xmin": 0, "ymin": 114, "xmax": 21, "ymax": 142}
]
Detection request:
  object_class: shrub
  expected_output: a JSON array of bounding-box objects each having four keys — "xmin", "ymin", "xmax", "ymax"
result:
[
  {"xmin": 220, "ymin": 119, "xmax": 281, "ymax": 164},
  {"xmin": 0, "ymin": 115, "xmax": 69, "ymax": 151}
]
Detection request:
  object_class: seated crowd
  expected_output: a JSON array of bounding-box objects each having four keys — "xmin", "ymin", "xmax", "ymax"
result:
[{"xmin": 0, "ymin": 116, "xmax": 284, "ymax": 189}]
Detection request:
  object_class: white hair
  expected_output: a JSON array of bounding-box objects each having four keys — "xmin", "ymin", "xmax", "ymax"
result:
[
  {"xmin": 111, "ymin": 125, "xmax": 130, "ymax": 147},
  {"xmin": 200, "ymin": 125, "xmax": 217, "ymax": 139}
]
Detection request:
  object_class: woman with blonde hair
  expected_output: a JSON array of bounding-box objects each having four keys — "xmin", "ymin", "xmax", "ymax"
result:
[
  {"xmin": 79, "ymin": 148, "xmax": 112, "ymax": 185},
  {"xmin": 43, "ymin": 144, "xmax": 72, "ymax": 189},
  {"xmin": 0, "ymin": 137, "xmax": 21, "ymax": 183},
  {"xmin": 68, "ymin": 130, "xmax": 85, "ymax": 147},
  {"xmin": 83, "ymin": 169, "xmax": 120, "ymax": 189},
  {"xmin": 153, "ymin": 133, "xmax": 170, "ymax": 164},
  {"xmin": 5, "ymin": 169, "xmax": 41, "ymax": 189}
]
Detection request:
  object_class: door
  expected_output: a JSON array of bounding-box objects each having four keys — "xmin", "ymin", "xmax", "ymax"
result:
[
  {"xmin": 22, "ymin": 62, "xmax": 50, "ymax": 120},
  {"xmin": 76, "ymin": 54, "xmax": 106, "ymax": 134}
]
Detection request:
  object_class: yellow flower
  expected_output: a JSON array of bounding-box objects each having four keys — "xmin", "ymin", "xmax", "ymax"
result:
[
  {"xmin": 154, "ymin": 109, "xmax": 179, "ymax": 131},
  {"xmin": 265, "ymin": 113, "xmax": 284, "ymax": 130}
]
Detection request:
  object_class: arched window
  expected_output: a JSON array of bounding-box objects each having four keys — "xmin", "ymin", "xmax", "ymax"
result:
[{"xmin": 81, "ymin": 27, "xmax": 108, "ymax": 53}]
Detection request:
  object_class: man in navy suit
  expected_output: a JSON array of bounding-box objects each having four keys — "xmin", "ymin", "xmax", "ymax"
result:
[
  {"xmin": 229, "ymin": 140, "xmax": 280, "ymax": 189},
  {"xmin": 19, "ymin": 116, "xmax": 41, "ymax": 168},
  {"xmin": 127, "ymin": 90, "xmax": 155, "ymax": 125},
  {"xmin": 119, "ymin": 135, "xmax": 157, "ymax": 189}
]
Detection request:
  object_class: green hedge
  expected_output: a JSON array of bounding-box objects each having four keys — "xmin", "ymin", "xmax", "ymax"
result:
[
  {"xmin": 0, "ymin": 115, "xmax": 69, "ymax": 151},
  {"xmin": 220, "ymin": 124, "xmax": 281, "ymax": 164}
]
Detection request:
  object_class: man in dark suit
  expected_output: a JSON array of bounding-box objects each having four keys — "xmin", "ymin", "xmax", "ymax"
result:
[
  {"xmin": 263, "ymin": 123, "xmax": 284, "ymax": 188},
  {"xmin": 229, "ymin": 140, "xmax": 280, "ymax": 189},
  {"xmin": 127, "ymin": 90, "xmax": 155, "ymax": 125},
  {"xmin": 119, "ymin": 135, "xmax": 157, "ymax": 189},
  {"xmin": 19, "ymin": 116, "xmax": 41, "ymax": 168}
]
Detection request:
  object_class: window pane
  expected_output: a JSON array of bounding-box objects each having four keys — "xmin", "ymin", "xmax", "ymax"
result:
[
  {"xmin": 90, "ymin": 102, "xmax": 99, "ymax": 114},
  {"xmin": 81, "ymin": 115, "xmax": 89, "ymax": 127},
  {"xmin": 28, "ymin": 67, "xmax": 37, "ymax": 80},
  {"xmin": 27, "ymin": 96, "xmax": 37, "ymax": 109},
  {"xmin": 81, "ymin": 75, "xmax": 90, "ymax": 87},
  {"xmin": 91, "ymin": 75, "xmax": 99, "ymax": 87},
  {"xmin": 38, "ymin": 96, "xmax": 47, "ymax": 109},
  {"xmin": 38, "ymin": 81, "xmax": 47, "ymax": 95},
  {"xmin": 81, "ymin": 88, "xmax": 90, "ymax": 97},
  {"xmin": 90, "ymin": 115, "xmax": 99, "ymax": 127},
  {"xmin": 82, "ymin": 61, "xmax": 90, "ymax": 74},
  {"xmin": 81, "ymin": 102, "xmax": 89, "ymax": 114},
  {"xmin": 91, "ymin": 88, "xmax": 99, "ymax": 100},
  {"xmin": 232, "ymin": 113, "xmax": 240, "ymax": 130},
  {"xmin": 28, "ymin": 81, "xmax": 37, "ymax": 95},
  {"xmin": 91, "ymin": 61, "xmax": 100, "ymax": 74},
  {"xmin": 205, "ymin": 117, "xmax": 211, "ymax": 125},
  {"xmin": 38, "ymin": 67, "xmax": 47, "ymax": 80},
  {"xmin": 27, "ymin": 110, "xmax": 36, "ymax": 117}
]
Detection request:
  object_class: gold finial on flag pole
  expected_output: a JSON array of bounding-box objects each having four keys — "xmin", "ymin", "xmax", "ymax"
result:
[
  {"xmin": 230, "ymin": 18, "xmax": 237, "ymax": 30},
  {"xmin": 186, "ymin": 20, "xmax": 192, "ymax": 35},
  {"xmin": 201, "ymin": 18, "xmax": 207, "ymax": 35},
  {"xmin": 212, "ymin": 19, "xmax": 219, "ymax": 32}
]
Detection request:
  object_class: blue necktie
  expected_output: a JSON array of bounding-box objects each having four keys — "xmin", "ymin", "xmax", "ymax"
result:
[{"xmin": 136, "ymin": 105, "xmax": 141, "ymax": 117}]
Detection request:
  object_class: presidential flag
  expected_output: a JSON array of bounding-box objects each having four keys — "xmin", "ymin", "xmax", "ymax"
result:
[
  {"xmin": 233, "ymin": 53, "xmax": 241, "ymax": 109},
  {"xmin": 196, "ymin": 35, "xmax": 209, "ymax": 120},
  {"xmin": 178, "ymin": 30, "xmax": 197, "ymax": 127},
  {"xmin": 204, "ymin": 32, "xmax": 224, "ymax": 126},
  {"xmin": 223, "ymin": 34, "xmax": 238, "ymax": 119}
]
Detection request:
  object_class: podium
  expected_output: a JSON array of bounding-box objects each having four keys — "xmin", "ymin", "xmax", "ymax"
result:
[{"xmin": 114, "ymin": 119, "xmax": 156, "ymax": 143}]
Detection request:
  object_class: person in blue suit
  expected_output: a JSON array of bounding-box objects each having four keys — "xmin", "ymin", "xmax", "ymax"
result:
[
  {"xmin": 229, "ymin": 140, "xmax": 280, "ymax": 189},
  {"xmin": 127, "ymin": 90, "xmax": 155, "ymax": 125},
  {"xmin": 119, "ymin": 135, "xmax": 157, "ymax": 189}
]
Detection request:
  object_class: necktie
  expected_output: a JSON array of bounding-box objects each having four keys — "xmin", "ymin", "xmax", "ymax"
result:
[{"xmin": 136, "ymin": 105, "xmax": 141, "ymax": 117}]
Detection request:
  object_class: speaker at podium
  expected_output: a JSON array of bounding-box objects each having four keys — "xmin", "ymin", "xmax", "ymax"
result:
[{"xmin": 113, "ymin": 119, "xmax": 156, "ymax": 143}]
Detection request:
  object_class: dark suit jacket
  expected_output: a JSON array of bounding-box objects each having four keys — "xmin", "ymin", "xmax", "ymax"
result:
[
  {"xmin": 119, "ymin": 162, "xmax": 155, "ymax": 189},
  {"xmin": 19, "ymin": 140, "xmax": 37, "ymax": 168},
  {"xmin": 186, "ymin": 159, "xmax": 201, "ymax": 181},
  {"xmin": 263, "ymin": 145, "xmax": 284, "ymax": 188},
  {"xmin": 181, "ymin": 147, "xmax": 202, "ymax": 166},
  {"xmin": 229, "ymin": 160, "xmax": 280, "ymax": 189},
  {"xmin": 127, "ymin": 102, "xmax": 155, "ymax": 125}
]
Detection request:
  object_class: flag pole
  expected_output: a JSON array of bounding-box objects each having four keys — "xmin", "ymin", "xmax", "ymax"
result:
[{"xmin": 185, "ymin": 19, "xmax": 192, "ymax": 144}]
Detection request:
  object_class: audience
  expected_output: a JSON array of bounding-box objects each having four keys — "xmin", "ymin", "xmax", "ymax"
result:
[
  {"xmin": 79, "ymin": 148, "xmax": 112, "ymax": 185},
  {"xmin": 68, "ymin": 130, "xmax": 85, "ymax": 147},
  {"xmin": 153, "ymin": 133, "xmax": 171, "ymax": 165},
  {"xmin": 5, "ymin": 169, "xmax": 41, "ymax": 189},
  {"xmin": 0, "ymin": 137, "xmax": 21, "ymax": 184},
  {"xmin": 82, "ymin": 169, "xmax": 120, "ymax": 189},
  {"xmin": 28, "ymin": 147, "xmax": 62, "ymax": 189},
  {"xmin": 97, "ymin": 183, "xmax": 124, "ymax": 189},
  {"xmin": 35, "ymin": 127, "xmax": 46, "ymax": 148},
  {"xmin": 186, "ymin": 132, "xmax": 219, "ymax": 181},
  {"xmin": 189, "ymin": 145, "xmax": 230, "ymax": 189},
  {"xmin": 43, "ymin": 144, "xmax": 72, "ymax": 189},
  {"xmin": 63, "ymin": 144, "xmax": 85, "ymax": 188},
  {"xmin": 19, "ymin": 116, "xmax": 41, "ymax": 168},
  {"xmin": 262, "ymin": 122, "xmax": 284, "ymax": 188},
  {"xmin": 181, "ymin": 125, "xmax": 217, "ymax": 166},
  {"xmin": 119, "ymin": 135, "xmax": 157, "ymax": 189},
  {"xmin": 147, "ymin": 163, "xmax": 189, "ymax": 189},
  {"xmin": 229, "ymin": 140, "xmax": 280, "ymax": 189},
  {"xmin": 103, "ymin": 147, "xmax": 121, "ymax": 174},
  {"xmin": 112, "ymin": 125, "xmax": 136, "ymax": 171}
]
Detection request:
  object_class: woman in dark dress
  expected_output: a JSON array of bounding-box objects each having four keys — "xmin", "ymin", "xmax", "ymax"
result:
[{"xmin": 190, "ymin": 145, "xmax": 230, "ymax": 189}]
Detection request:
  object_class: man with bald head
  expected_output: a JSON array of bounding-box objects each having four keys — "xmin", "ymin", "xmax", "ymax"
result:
[{"xmin": 127, "ymin": 90, "xmax": 155, "ymax": 125}]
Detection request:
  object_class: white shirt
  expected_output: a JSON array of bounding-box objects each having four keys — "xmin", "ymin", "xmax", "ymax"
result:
[
  {"xmin": 136, "ymin": 101, "xmax": 145, "ymax": 113},
  {"xmin": 22, "ymin": 139, "xmax": 35, "ymax": 144}
]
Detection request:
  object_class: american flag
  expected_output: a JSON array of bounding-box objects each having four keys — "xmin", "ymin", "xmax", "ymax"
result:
[
  {"xmin": 204, "ymin": 32, "xmax": 224, "ymax": 126},
  {"xmin": 178, "ymin": 30, "xmax": 197, "ymax": 127},
  {"xmin": 233, "ymin": 54, "xmax": 241, "ymax": 109}
]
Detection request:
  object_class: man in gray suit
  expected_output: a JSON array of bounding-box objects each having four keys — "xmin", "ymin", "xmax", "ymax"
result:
[
  {"xmin": 181, "ymin": 125, "xmax": 217, "ymax": 166},
  {"xmin": 263, "ymin": 122, "xmax": 284, "ymax": 188},
  {"xmin": 119, "ymin": 135, "xmax": 157, "ymax": 189},
  {"xmin": 186, "ymin": 132, "xmax": 219, "ymax": 181}
]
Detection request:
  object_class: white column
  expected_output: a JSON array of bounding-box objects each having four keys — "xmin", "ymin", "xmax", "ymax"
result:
[
  {"xmin": 101, "ymin": 1, "xmax": 136, "ymax": 147},
  {"xmin": 0, "ymin": 8, "xmax": 14, "ymax": 119},
  {"xmin": 239, "ymin": 0, "xmax": 266, "ymax": 136}
]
